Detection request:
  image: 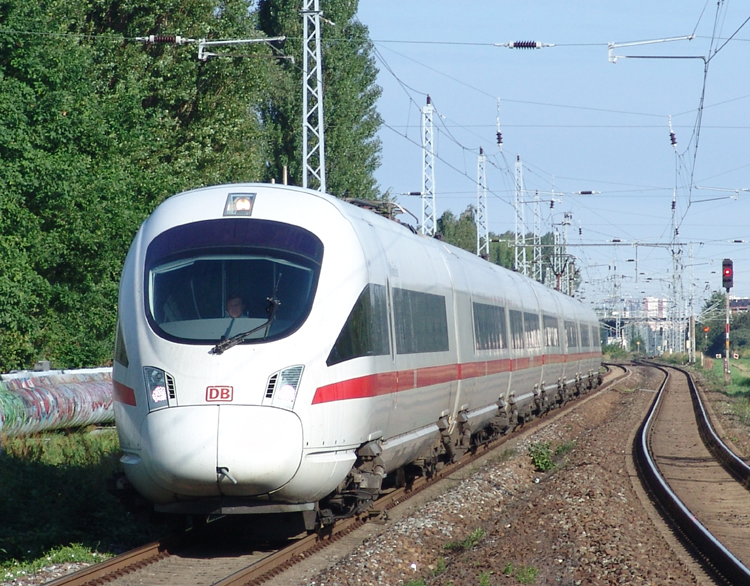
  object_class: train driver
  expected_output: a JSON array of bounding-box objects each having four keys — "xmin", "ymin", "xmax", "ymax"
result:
[{"xmin": 226, "ymin": 296, "xmax": 246, "ymax": 319}]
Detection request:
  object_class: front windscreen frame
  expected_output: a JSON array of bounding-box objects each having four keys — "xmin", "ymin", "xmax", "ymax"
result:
[{"xmin": 143, "ymin": 218, "xmax": 324, "ymax": 346}]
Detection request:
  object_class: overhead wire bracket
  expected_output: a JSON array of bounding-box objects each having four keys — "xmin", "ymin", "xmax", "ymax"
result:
[{"xmin": 607, "ymin": 35, "xmax": 698, "ymax": 63}]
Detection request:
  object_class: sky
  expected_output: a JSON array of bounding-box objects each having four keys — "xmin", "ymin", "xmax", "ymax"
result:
[{"xmin": 355, "ymin": 1, "xmax": 750, "ymax": 315}]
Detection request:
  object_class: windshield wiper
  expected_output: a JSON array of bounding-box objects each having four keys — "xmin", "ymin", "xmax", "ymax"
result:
[{"xmin": 211, "ymin": 296, "xmax": 281, "ymax": 355}]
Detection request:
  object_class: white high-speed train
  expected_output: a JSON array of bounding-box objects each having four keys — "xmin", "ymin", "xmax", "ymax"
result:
[{"xmin": 112, "ymin": 183, "xmax": 601, "ymax": 530}]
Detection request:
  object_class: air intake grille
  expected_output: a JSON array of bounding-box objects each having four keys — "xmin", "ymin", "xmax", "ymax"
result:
[
  {"xmin": 265, "ymin": 374, "xmax": 278, "ymax": 399},
  {"xmin": 165, "ymin": 373, "xmax": 176, "ymax": 399}
]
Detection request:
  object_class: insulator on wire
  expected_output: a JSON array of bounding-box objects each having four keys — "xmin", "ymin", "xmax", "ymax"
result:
[
  {"xmin": 136, "ymin": 34, "xmax": 191, "ymax": 45},
  {"xmin": 671, "ymin": 200, "xmax": 676, "ymax": 210},
  {"xmin": 496, "ymin": 131, "xmax": 503, "ymax": 146},
  {"xmin": 668, "ymin": 115, "xmax": 677, "ymax": 150},
  {"xmin": 550, "ymin": 200, "xmax": 554, "ymax": 209},
  {"xmin": 509, "ymin": 41, "xmax": 541, "ymax": 49}
]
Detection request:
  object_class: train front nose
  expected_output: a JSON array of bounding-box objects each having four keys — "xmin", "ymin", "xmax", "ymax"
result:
[{"xmin": 140, "ymin": 405, "xmax": 303, "ymax": 497}]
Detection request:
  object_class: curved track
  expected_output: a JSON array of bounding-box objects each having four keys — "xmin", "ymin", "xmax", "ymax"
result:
[
  {"xmin": 635, "ymin": 362, "xmax": 750, "ymax": 585},
  {"xmin": 46, "ymin": 365, "xmax": 627, "ymax": 586}
]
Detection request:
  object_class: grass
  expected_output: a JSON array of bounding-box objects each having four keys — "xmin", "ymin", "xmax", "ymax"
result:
[
  {"xmin": 698, "ymin": 357, "xmax": 750, "ymax": 428},
  {"xmin": 432, "ymin": 556, "xmax": 447, "ymax": 575},
  {"xmin": 705, "ymin": 356, "xmax": 750, "ymax": 397},
  {"xmin": 503, "ymin": 561, "xmax": 540, "ymax": 584},
  {"xmin": 527, "ymin": 440, "xmax": 577, "ymax": 473},
  {"xmin": 2, "ymin": 544, "xmax": 111, "ymax": 583},
  {"xmin": 0, "ymin": 427, "xmax": 166, "ymax": 580},
  {"xmin": 444, "ymin": 528, "xmax": 486, "ymax": 551}
]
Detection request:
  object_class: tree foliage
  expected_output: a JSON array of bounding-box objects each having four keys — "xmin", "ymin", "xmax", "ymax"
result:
[
  {"xmin": 697, "ymin": 291, "xmax": 728, "ymax": 356},
  {"xmin": 437, "ymin": 207, "xmax": 575, "ymax": 290},
  {"xmin": 257, "ymin": 0, "xmax": 382, "ymax": 196},
  {"xmin": 697, "ymin": 291, "xmax": 750, "ymax": 357},
  {"xmin": 437, "ymin": 207, "xmax": 477, "ymax": 254},
  {"xmin": 0, "ymin": 0, "xmax": 382, "ymax": 370}
]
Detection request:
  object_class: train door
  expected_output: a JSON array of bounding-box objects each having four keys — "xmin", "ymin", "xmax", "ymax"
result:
[
  {"xmin": 436, "ymin": 244, "xmax": 471, "ymax": 425},
  {"xmin": 381, "ymin": 232, "xmax": 455, "ymax": 436},
  {"xmin": 348, "ymin": 218, "xmax": 397, "ymax": 441}
]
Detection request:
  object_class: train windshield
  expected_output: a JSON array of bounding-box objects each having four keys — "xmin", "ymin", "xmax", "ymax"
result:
[{"xmin": 144, "ymin": 218, "xmax": 323, "ymax": 345}]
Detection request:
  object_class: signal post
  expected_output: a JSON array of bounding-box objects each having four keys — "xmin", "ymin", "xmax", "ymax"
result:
[{"xmin": 723, "ymin": 259, "xmax": 733, "ymax": 385}]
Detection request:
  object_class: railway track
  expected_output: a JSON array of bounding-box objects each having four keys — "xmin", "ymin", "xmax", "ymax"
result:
[
  {"xmin": 635, "ymin": 362, "xmax": 750, "ymax": 586},
  {"xmin": 43, "ymin": 365, "xmax": 627, "ymax": 586}
]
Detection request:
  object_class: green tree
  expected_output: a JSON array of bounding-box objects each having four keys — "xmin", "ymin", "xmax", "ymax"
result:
[
  {"xmin": 0, "ymin": 0, "xmax": 273, "ymax": 369},
  {"xmin": 437, "ymin": 206, "xmax": 477, "ymax": 253},
  {"xmin": 257, "ymin": 0, "xmax": 382, "ymax": 198},
  {"xmin": 488, "ymin": 230, "xmax": 514, "ymax": 269},
  {"xmin": 696, "ymin": 291, "xmax": 728, "ymax": 357},
  {"xmin": 0, "ymin": 0, "xmax": 385, "ymax": 370}
]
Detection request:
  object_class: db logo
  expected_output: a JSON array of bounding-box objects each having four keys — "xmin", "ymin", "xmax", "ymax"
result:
[{"xmin": 206, "ymin": 386, "xmax": 233, "ymax": 402}]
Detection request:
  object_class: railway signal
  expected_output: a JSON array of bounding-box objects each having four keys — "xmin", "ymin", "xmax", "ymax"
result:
[
  {"xmin": 722, "ymin": 259, "xmax": 733, "ymax": 291},
  {"xmin": 721, "ymin": 258, "xmax": 733, "ymax": 385}
]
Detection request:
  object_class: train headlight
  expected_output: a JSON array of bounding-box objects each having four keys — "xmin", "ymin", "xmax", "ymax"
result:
[
  {"xmin": 143, "ymin": 366, "xmax": 170, "ymax": 412},
  {"xmin": 223, "ymin": 193, "xmax": 256, "ymax": 216},
  {"xmin": 264, "ymin": 365, "xmax": 304, "ymax": 410}
]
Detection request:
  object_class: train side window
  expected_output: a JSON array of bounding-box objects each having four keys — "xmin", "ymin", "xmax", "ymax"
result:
[
  {"xmin": 564, "ymin": 320, "xmax": 579, "ymax": 349},
  {"xmin": 580, "ymin": 323, "xmax": 590, "ymax": 348},
  {"xmin": 523, "ymin": 312, "xmax": 541, "ymax": 349},
  {"xmin": 393, "ymin": 288, "xmax": 449, "ymax": 354},
  {"xmin": 327, "ymin": 284, "xmax": 390, "ymax": 366},
  {"xmin": 509, "ymin": 310, "xmax": 524, "ymax": 350},
  {"xmin": 472, "ymin": 302, "xmax": 507, "ymax": 351},
  {"xmin": 543, "ymin": 315, "xmax": 560, "ymax": 348}
]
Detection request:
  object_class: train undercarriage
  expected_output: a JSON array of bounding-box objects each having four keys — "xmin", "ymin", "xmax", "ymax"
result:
[{"xmin": 316, "ymin": 370, "xmax": 602, "ymax": 531}]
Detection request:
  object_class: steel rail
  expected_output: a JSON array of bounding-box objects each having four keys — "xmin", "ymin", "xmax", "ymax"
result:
[
  {"xmin": 217, "ymin": 363, "xmax": 629, "ymax": 586},
  {"xmin": 44, "ymin": 532, "xmax": 189, "ymax": 586},
  {"xmin": 46, "ymin": 364, "xmax": 628, "ymax": 586},
  {"xmin": 633, "ymin": 362, "xmax": 750, "ymax": 586}
]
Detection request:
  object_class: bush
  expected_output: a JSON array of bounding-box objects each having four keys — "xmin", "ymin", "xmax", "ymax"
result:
[{"xmin": 528, "ymin": 442, "xmax": 554, "ymax": 472}]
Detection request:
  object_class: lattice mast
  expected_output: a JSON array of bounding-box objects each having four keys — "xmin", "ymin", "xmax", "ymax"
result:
[
  {"xmin": 562, "ymin": 213, "xmax": 572, "ymax": 295},
  {"xmin": 533, "ymin": 190, "xmax": 542, "ymax": 282},
  {"xmin": 514, "ymin": 155, "xmax": 527, "ymax": 274},
  {"xmin": 302, "ymin": 0, "xmax": 326, "ymax": 192},
  {"xmin": 476, "ymin": 147, "xmax": 489, "ymax": 258},
  {"xmin": 668, "ymin": 115, "xmax": 683, "ymax": 353},
  {"xmin": 421, "ymin": 96, "xmax": 436, "ymax": 236}
]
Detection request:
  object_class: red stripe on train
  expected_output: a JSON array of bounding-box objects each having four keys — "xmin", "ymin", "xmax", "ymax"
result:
[
  {"xmin": 113, "ymin": 381, "xmax": 137, "ymax": 406},
  {"xmin": 313, "ymin": 353, "xmax": 600, "ymax": 404}
]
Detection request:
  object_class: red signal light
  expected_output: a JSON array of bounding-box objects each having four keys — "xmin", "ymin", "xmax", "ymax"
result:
[{"xmin": 722, "ymin": 259, "xmax": 733, "ymax": 290}]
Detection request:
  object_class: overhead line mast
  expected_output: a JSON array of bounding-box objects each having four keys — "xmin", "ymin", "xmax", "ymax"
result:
[
  {"xmin": 476, "ymin": 147, "xmax": 489, "ymax": 259},
  {"xmin": 302, "ymin": 0, "xmax": 326, "ymax": 192},
  {"xmin": 421, "ymin": 96, "xmax": 436, "ymax": 236},
  {"xmin": 514, "ymin": 155, "xmax": 527, "ymax": 275}
]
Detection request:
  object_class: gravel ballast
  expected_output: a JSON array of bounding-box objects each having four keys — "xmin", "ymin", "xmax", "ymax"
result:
[{"xmin": 288, "ymin": 368, "xmax": 708, "ymax": 585}]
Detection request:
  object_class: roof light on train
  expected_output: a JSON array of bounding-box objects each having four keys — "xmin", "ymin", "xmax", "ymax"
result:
[{"xmin": 224, "ymin": 193, "xmax": 256, "ymax": 216}]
